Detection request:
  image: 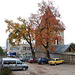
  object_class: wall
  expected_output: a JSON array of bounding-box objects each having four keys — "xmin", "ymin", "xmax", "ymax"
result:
[
  {"xmin": 7, "ymin": 43, "xmax": 35, "ymax": 58},
  {"xmin": 60, "ymin": 31, "xmax": 64, "ymax": 45},
  {"xmin": 35, "ymin": 45, "xmax": 47, "ymax": 58},
  {"xmin": 51, "ymin": 53, "xmax": 75, "ymax": 64},
  {"xmin": 61, "ymin": 53, "xmax": 75, "ymax": 64}
]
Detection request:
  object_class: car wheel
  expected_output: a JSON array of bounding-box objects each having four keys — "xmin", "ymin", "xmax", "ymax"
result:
[
  {"xmin": 22, "ymin": 67, "xmax": 27, "ymax": 71},
  {"xmin": 41, "ymin": 62, "xmax": 44, "ymax": 65}
]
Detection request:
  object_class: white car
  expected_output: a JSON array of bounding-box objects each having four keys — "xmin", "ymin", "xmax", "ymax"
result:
[{"xmin": 1, "ymin": 57, "xmax": 28, "ymax": 71}]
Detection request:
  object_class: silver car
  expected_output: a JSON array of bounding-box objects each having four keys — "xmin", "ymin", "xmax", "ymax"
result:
[{"xmin": 1, "ymin": 57, "xmax": 28, "ymax": 71}]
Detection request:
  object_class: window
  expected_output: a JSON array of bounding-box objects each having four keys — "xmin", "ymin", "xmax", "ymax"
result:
[
  {"xmin": 4, "ymin": 60, "xmax": 16, "ymax": 64},
  {"xmin": 28, "ymin": 53, "xmax": 31, "ymax": 56},
  {"xmin": 38, "ymin": 58, "xmax": 41, "ymax": 60},
  {"xmin": 25, "ymin": 53, "xmax": 27, "ymax": 55},
  {"xmin": 29, "ymin": 58, "xmax": 33, "ymax": 60},
  {"xmin": 14, "ymin": 47, "xmax": 17, "ymax": 50},
  {"xmin": 69, "ymin": 48, "xmax": 71, "ymax": 52},
  {"xmin": 42, "ymin": 58, "xmax": 45, "ymax": 60},
  {"xmin": 50, "ymin": 59, "xmax": 55, "ymax": 61},
  {"xmin": 23, "ymin": 47, "xmax": 26, "ymax": 50},
  {"xmin": 10, "ymin": 47, "xmax": 20, "ymax": 50},
  {"xmin": 55, "ymin": 40, "xmax": 59, "ymax": 45},
  {"xmin": 27, "ymin": 56, "xmax": 30, "ymax": 58},
  {"xmin": 56, "ymin": 59, "xmax": 59, "ymax": 61},
  {"xmin": 57, "ymin": 40, "xmax": 59, "ymax": 44},
  {"xmin": 17, "ymin": 60, "xmax": 22, "ymax": 64},
  {"xmin": 45, "ymin": 58, "xmax": 47, "ymax": 60},
  {"xmin": 13, "ymin": 52, "xmax": 16, "ymax": 55},
  {"xmin": 10, "ymin": 47, "xmax": 13, "ymax": 50},
  {"xmin": 27, "ymin": 47, "xmax": 30, "ymax": 50}
]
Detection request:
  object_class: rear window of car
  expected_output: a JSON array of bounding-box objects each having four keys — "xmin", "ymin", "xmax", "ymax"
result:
[
  {"xmin": 3, "ymin": 60, "xmax": 16, "ymax": 64},
  {"xmin": 42, "ymin": 58, "xmax": 45, "ymax": 60},
  {"xmin": 56, "ymin": 59, "xmax": 61, "ymax": 61},
  {"xmin": 29, "ymin": 58, "xmax": 33, "ymax": 60},
  {"xmin": 50, "ymin": 59, "xmax": 55, "ymax": 61},
  {"xmin": 38, "ymin": 58, "xmax": 41, "ymax": 60}
]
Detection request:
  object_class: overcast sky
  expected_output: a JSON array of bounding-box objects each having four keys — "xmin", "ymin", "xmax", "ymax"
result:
[{"xmin": 0, "ymin": 0, "xmax": 75, "ymax": 48}]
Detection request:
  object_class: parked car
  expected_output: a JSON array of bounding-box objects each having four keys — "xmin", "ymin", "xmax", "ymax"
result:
[
  {"xmin": 19, "ymin": 55, "xmax": 30, "ymax": 62},
  {"xmin": 7, "ymin": 52, "xmax": 16, "ymax": 58},
  {"xmin": 28, "ymin": 58, "xmax": 37, "ymax": 63},
  {"xmin": 38, "ymin": 58, "xmax": 50, "ymax": 64},
  {"xmin": 19, "ymin": 55, "xmax": 26, "ymax": 61},
  {"xmin": 1, "ymin": 57, "xmax": 28, "ymax": 71},
  {"xmin": 7, "ymin": 54, "xmax": 16, "ymax": 58},
  {"xmin": 25, "ymin": 58, "xmax": 30, "ymax": 62},
  {"xmin": 48, "ymin": 58, "xmax": 64, "ymax": 65}
]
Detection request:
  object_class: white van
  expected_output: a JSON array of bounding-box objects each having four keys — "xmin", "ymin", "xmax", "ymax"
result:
[{"xmin": 1, "ymin": 58, "xmax": 28, "ymax": 71}]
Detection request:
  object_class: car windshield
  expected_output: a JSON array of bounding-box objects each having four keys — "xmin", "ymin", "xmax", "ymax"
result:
[
  {"xmin": 29, "ymin": 58, "xmax": 33, "ymax": 60},
  {"xmin": 17, "ymin": 60, "xmax": 23, "ymax": 64},
  {"xmin": 20, "ymin": 56, "xmax": 22, "ymax": 58},
  {"xmin": 38, "ymin": 58, "xmax": 41, "ymax": 60}
]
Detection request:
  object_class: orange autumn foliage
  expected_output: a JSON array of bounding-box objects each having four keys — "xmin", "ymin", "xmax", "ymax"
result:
[
  {"xmin": 34, "ymin": 1, "xmax": 65, "ymax": 58},
  {"xmin": 5, "ymin": 17, "xmax": 35, "ymax": 58},
  {"xmin": 50, "ymin": 44, "xmax": 55, "ymax": 53}
]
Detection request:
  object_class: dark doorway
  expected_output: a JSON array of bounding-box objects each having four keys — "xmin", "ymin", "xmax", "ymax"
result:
[{"xmin": 69, "ymin": 48, "xmax": 71, "ymax": 52}]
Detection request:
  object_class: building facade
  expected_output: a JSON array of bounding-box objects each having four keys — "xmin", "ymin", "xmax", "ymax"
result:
[{"xmin": 7, "ymin": 41, "xmax": 35, "ymax": 58}]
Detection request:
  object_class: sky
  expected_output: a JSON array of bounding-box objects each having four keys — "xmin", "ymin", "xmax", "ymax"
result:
[{"xmin": 0, "ymin": 0, "xmax": 75, "ymax": 48}]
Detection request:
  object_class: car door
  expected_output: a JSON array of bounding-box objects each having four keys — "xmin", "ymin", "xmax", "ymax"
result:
[
  {"xmin": 9, "ymin": 60, "xmax": 16, "ymax": 70},
  {"xmin": 58, "ymin": 59, "xmax": 62, "ymax": 64},
  {"xmin": 16, "ymin": 60, "xmax": 23, "ymax": 69},
  {"xmin": 31, "ymin": 58, "xmax": 37, "ymax": 63},
  {"xmin": 41, "ymin": 58, "xmax": 44, "ymax": 63},
  {"xmin": 3, "ymin": 60, "xmax": 10, "ymax": 68},
  {"xmin": 3, "ymin": 60, "xmax": 16, "ymax": 70},
  {"xmin": 44, "ymin": 58, "xmax": 47, "ymax": 63},
  {"xmin": 56, "ymin": 59, "xmax": 61, "ymax": 64}
]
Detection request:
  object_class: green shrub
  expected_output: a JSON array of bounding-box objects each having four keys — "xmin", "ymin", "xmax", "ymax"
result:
[{"xmin": 0, "ymin": 67, "xmax": 13, "ymax": 75}]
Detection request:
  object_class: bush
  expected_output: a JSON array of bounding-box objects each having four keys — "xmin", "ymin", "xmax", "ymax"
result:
[{"xmin": 0, "ymin": 67, "xmax": 13, "ymax": 75}]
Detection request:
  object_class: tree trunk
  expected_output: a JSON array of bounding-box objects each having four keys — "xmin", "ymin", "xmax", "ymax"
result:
[
  {"xmin": 46, "ymin": 49, "xmax": 50, "ymax": 58},
  {"xmin": 31, "ymin": 50, "xmax": 35, "ymax": 59},
  {"xmin": 29, "ymin": 43, "xmax": 35, "ymax": 59}
]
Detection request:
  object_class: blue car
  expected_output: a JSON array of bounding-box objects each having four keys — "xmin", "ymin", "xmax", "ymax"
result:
[{"xmin": 38, "ymin": 58, "xmax": 50, "ymax": 64}]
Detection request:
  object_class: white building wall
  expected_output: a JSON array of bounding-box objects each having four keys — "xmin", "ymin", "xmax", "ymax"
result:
[
  {"xmin": 7, "ymin": 43, "xmax": 35, "ymax": 58},
  {"xmin": 60, "ymin": 31, "xmax": 64, "ymax": 45},
  {"xmin": 54, "ymin": 30, "xmax": 64, "ymax": 45}
]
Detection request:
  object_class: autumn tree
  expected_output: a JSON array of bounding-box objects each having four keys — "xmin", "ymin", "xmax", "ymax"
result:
[
  {"xmin": 5, "ymin": 17, "xmax": 35, "ymax": 58},
  {"xmin": 34, "ymin": 1, "xmax": 65, "ymax": 58}
]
